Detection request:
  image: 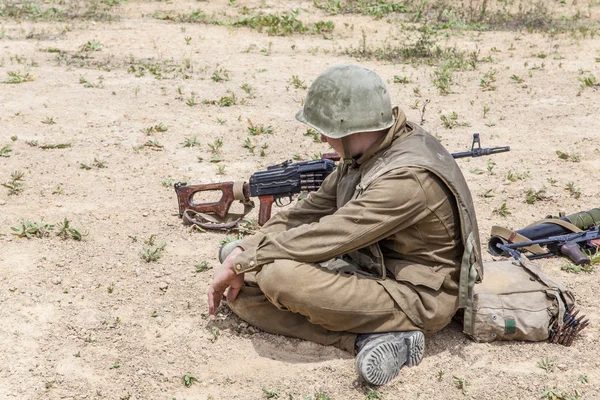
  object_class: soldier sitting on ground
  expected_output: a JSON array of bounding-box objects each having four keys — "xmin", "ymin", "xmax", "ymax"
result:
[{"xmin": 207, "ymin": 64, "xmax": 483, "ymax": 386}]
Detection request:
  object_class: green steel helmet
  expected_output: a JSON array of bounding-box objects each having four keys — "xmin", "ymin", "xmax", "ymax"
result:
[{"xmin": 295, "ymin": 64, "xmax": 394, "ymax": 139}]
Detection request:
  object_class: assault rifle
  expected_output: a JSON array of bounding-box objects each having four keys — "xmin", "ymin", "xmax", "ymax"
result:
[
  {"xmin": 175, "ymin": 133, "xmax": 509, "ymax": 228},
  {"xmin": 496, "ymin": 227, "xmax": 600, "ymax": 265}
]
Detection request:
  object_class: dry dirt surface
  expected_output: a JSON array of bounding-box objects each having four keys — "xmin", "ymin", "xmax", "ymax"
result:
[{"xmin": 1, "ymin": 0, "xmax": 600, "ymax": 399}]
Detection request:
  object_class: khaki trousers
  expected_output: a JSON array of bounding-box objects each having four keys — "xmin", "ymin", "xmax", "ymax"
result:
[{"xmin": 226, "ymin": 259, "xmax": 420, "ymax": 354}]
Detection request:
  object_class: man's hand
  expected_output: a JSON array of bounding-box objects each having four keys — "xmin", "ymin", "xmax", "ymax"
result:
[{"xmin": 207, "ymin": 247, "xmax": 244, "ymax": 316}]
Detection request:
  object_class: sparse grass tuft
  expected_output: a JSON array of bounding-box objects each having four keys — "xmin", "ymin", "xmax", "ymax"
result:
[
  {"xmin": 247, "ymin": 119, "xmax": 274, "ymax": 135},
  {"xmin": 11, "ymin": 219, "xmax": 55, "ymax": 239},
  {"xmin": 3, "ymin": 170, "xmax": 25, "ymax": 195},
  {"xmin": 440, "ymin": 112, "xmax": 470, "ymax": 129},
  {"xmin": 4, "ymin": 71, "xmax": 34, "ymax": 84},
  {"xmin": 492, "ymin": 202, "xmax": 511, "ymax": 217}
]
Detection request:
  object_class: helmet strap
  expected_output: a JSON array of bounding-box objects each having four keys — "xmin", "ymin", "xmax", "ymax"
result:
[{"xmin": 341, "ymin": 136, "xmax": 354, "ymax": 165}]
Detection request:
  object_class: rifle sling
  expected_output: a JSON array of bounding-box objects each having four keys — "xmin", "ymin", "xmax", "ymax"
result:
[{"xmin": 490, "ymin": 219, "xmax": 583, "ymax": 255}]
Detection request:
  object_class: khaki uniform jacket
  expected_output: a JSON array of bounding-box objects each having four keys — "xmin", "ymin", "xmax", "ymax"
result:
[{"xmin": 235, "ymin": 108, "xmax": 482, "ymax": 331}]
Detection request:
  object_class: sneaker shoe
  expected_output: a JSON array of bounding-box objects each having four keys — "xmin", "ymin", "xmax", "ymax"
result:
[
  {"xmin": 218, "ymin": 239, "xmax": 244, "ymax": 263},
  {"xmin": 355, "ymin": 331, "xmax": 425, "ymax": 386}
]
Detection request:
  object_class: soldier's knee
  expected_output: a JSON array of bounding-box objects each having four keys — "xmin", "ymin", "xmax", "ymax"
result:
[{"xmin": 257, "ymin": 260, "xmax": 299, "ymax": 296}]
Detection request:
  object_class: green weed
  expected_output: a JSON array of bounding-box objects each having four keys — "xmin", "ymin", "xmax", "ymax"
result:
[
  {"xmin": 211, "ymin": 68, "xmax": 230, "ymax": 82},
  {"xmin": 4, "ymin": 71, "xmax": 34, "ymax": 84},
  {"xmin": 183, "ymin": 372, "xmax": 199, "ymax": 388},
  {"xmin": 56, "ymin": 218, "xmax": 85, "ymax": 240},
  {"xmin": 492, "ymin": 202, "xmax": 511, "ymax": 217},
  {"xmin": 11, "ymin": 220, "xmax": 55, "ymax": 239},
  {"xmin": 182, "ymin": 136, "xmax": 201, "ymax": 148},
  {"xmin": 537, "ymin": 356, "xmax": 556, "ymax": 373},
  {"xmin": 453, "ymin": 376, "xmax": 468, "ymax": 395},
  {"xmin": 140, "ymin": 237, "xmax": 166, "ymax": 262},
  {"xmin": 564, "ymin": 182, "xmax": 581, "ymax": 199},
  {"xmin": 556, "ymin": 150, "xmax": 580, "ymax": 162},
  {"xmin": 80, "ymin": 40, "xmax": 102, "ymax": 52},
  {"xmin": 262, "ymin": 387, "xmax": 280, "ymax": 399},
  {"xmin": 194, "ymin": 261, "xmax": 210, "ymax": 273},
  {"xmin": 440, "ymin": 112, "xmax": 470, "ymax": 129},
  {"xmin": 288, "ymin": 75, "xmax": 307, "ymax": 89},
  {"xmin": 3, "ymin": 170, "xmax": 25, "ymax": 195},
  {"xmin": 524, "ymin": 187, "xmax": 547, "ymax": 204},
  {"xmin": 0, "ymin": 145, "xmax": 12, "ymax": 157},
  {"xmin": 247, "ymin": 119, "xmax": 273, "ymax": 135}
]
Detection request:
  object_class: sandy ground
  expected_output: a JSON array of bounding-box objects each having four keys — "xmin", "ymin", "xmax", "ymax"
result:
[{"xmin": 1, "ymin": 0, "xmax": 600, "ymax": 399}]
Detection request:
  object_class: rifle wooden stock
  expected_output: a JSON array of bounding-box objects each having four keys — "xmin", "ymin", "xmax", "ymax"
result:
[{"xmin": 174, "ymin": 182, "xmax": 251, "ymax": 218}]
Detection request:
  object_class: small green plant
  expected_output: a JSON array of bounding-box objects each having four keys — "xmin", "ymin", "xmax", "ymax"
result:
[
  {"xmin": 247, "ymin": 119, "xmax": 274, "ymax": 135},
  {"xmin": 241, "ymin": 82, "xmax": 253, "ymax": 95},
  {"xmin": 216, "ymin": 165, "xmax": 226, "ymax": 175},
  {"xmin": 184, "ymin": 36, "xmax": 192, "ymax": 45},
  {"xmin": 479, "ymin": 189, "xmax": 495, "ymax": 198},
  {"xmin": 80, "ymin": 40, "xmax": 103, "ymax": 52},
  {"xmin": 393, "ymin": 75, "xmax": 410, "ymax": 84},
  {"xmin": 432, "ymin": 61, "xmax": 454, "ymax": 95},
  {"xmin": 453, "ymin": 376, "xmax": 468, "ymax": 395},
  {"xmin": 142, "ymin": 123, "xmax": 167, "ymax": 134},
  {"xmin": 211, "ymin": 68, "xmax": 230, "ymax": 82},
  {"xmin": 243, "ymin": 137, "xmax": 255, "ymax": 153},
  {"xmin": 140, "ymin": 236, "xmax": 166, "ymax": 262},
  {"xmin": 194, "ymin": 261, "xmax": 210, "ymax": 273},
  {"xmin": 562, "ymin": 261, "xmax": 595, "ymax": 274},
  {"xmin": 11, "ymin": 220, "xmax": 55, "ymax": 239},
  {"xmin": 288, "ymin": 75, "xmax": 306, "ymax": 89},
  {"xmin": 186, "ymin": 94, "xmax": 197, "ymax": 106},
  {"xmin": 537, "ymin": 356, "xmax": 556, "ymax": 373},
  {"xmin": 440, "ymin": 112, "xmax": 470, "ymax": 129},
  {"xmin": 56, "ymin": 218, "xmax": 84, "ymax": 241},
  {"xmin": 259, "ymin": 143, "xmax": 268, "ymax": 157},
  {"xmin": 3, "ymin": 170, "xmax": 25, "ymax": 195},
  {"xmin": 218, "ymin": 91, "xmax": 236, "ymax": 107},
  {"xmin": 0, "ymin": 145, "xmax": 12, "ymax": 157},
  {"xmin": 524, "ymin": 187, "xmax": 547, "ymax": 204},
  {"xmin": 506, "ymin": 170, "xmax": 530, "ymax": 182},
  {"xmin": 4, "ymin": 71, "xmax": 34, "ymax": 84},
  {"xmin": 208, "ymin": 137, "xmax": 224, "ymax": 154},
  {"xmin": 480, "ymin": 69, "xmax": 498, "ymax": 91},
  {"xmin": 140, "ymin": 138, "xmax": 163, "ymax": 150},
  {"xmin": 79, "ymin": 162, "xmax": 92, "ymax": 170},
  {"xmin": 93, "ymin": 158, "xmax": 107, "ymax": 168},
  {"xmin": 262, "ymin": 386, "xmax": 280, "ymax": 399},
  {"xmin": 556, "ymin": 150, "xmax": 580, "ymax": 162},
  {"xmin": 41, "ymin": 116, "xmax": 56, "ymax": 124},
  {"xmin": 183, "ymin": 372, "xmax": 199, "ymax": 388},
  {"xmin": 578, "ymin": 375, "xmax": 589, "ymax": 384},
  {"xmin": 510, "ymin": 74, "xmax": 524, "ymax": 83},
  {"xmin": 365, "ymin": 388, "xmax": 384, "ymax": 399},
  {"xmin": 565, "ymin": 182, "xmax": 581, "ymax": 199},
  {"xmin": 182, "ymin": 136, "xmax": 201, "ymax": 148},
  {"xmin": 438, "ymin": 369, "xmax": 445, "ymax": 381},
  {"xmin": 492, "ymin": 202, "xmax": 511, "ymax": 217},
  {"xmin": 539, "ymin": 387, "xmax": 581, "ymax": 400},
  {"xmin": 303, "ymin": 128, "xmax": 321, "ymax": 143},
  {"xmin": 487, "ymin": 159, "xmax": 496, "ymax": 175},
  {"xmin": 40, "ymin": 142, "xmax": 71, "ymax": 149},
  {"xmin": 578, "ymin": 74, "xmax": 598, "ymax": 92},
  {"xmin": 79, "ymin": 75, "xmax": 104, "ymax": 89},
  {"xmin": 109, "ymin": 360, "xmax": 120, "ymax": 369},
  {"xmin": 483, "ymin": 105, "xmax": 490, "ymax": 118}
]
